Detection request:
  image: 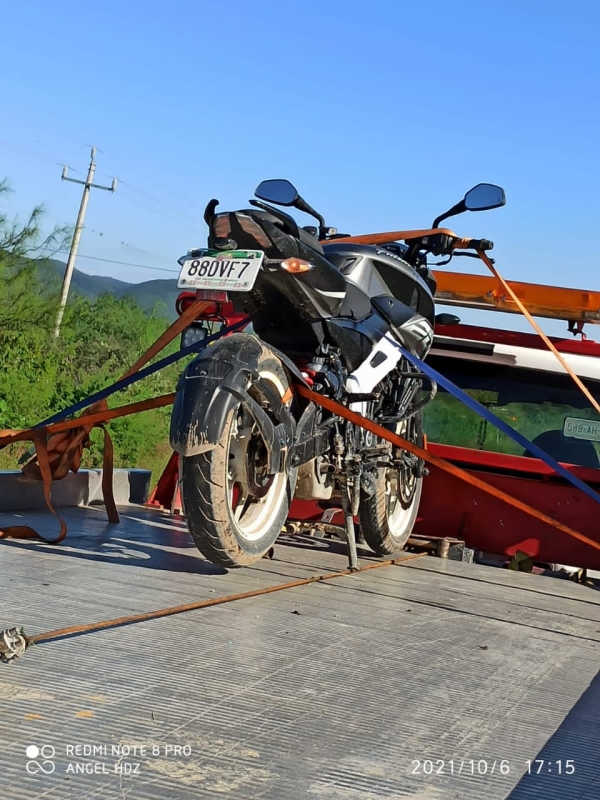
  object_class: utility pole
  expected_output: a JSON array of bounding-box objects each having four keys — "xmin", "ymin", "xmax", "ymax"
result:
[{"xmin": 54, "ymin": 146, "xmax": 117, "ymax": 337}]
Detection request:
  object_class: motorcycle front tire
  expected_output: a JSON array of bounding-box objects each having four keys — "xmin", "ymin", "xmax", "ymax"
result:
[{"xmin": 359, "ymin": 412, "xmax": 424, "ymax": 556}]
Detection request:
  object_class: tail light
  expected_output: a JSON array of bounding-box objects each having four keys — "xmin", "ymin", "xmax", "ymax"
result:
[
  {"xmin": 196, "ymin": 290, "xmax": 229, "ymax": 302},
  {"xmin": 175, "ymin": 290, "xmax": 229, "ymax": 319},
  {"xmin": 175, "ymin": 292, "xmax": 198, "ymax": 316}
]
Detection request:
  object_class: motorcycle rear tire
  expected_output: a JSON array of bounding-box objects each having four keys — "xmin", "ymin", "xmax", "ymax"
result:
[{"xmin": 180, "ymin": 354, "xmax": 296, "ymax": 568}]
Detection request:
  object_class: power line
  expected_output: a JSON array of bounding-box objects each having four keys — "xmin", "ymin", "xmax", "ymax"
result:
[
  {"xmin": 116, "ymin": 179, "xmax": 199, "ymax": 225},
  {"xmin": 1, "ymin": 136, "xmax": 201, "ymax": 273},
  {"xmin": 58, "ymin": 252, "xmax": 179, "ymax": 274},
  {"xmin": 135, "ymin": 176, "xmax": 200, "ymax": 212},
  {"xmin": 0, "ymin": 138, "xmax": 72, "ymax": 169},
  {"xmin": 116, "ymin": 182, "xmax": 200, "ymax": 229},
  {"xmin": 0, "ymin": 136, "xmax": 201, "ymax": 230},
  {"xmin": 98, "ymin": 163, "xmax": 202, "ymax": 211},
  {"xmin": 83, "ymin": 228, "xmax": 176, "ymax": 264}
]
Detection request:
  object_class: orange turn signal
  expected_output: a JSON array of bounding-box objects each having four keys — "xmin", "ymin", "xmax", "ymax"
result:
[{"xmin": 280, "ymin": 258, "xmax": 314, "ymax": 274}]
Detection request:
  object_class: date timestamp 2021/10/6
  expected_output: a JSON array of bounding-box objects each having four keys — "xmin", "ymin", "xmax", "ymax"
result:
[{"xmin": 411, "ymin": 759, "xmax": 575, "ymax": 776}]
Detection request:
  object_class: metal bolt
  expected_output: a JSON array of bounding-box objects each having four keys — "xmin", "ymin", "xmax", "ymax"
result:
[{"xmin": 437, "ymin": 539, "xmax": 451, "ymax": 559}]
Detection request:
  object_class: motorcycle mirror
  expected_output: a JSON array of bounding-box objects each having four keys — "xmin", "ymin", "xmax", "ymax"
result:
[
  {"xmin": 255, "ymin": 179, "xmax": 299, "ymax": 206},
  {"xmin": 254, "ymin": 178, "xmax": 327, "ymax": 230},
  {"xmin": 433, "ymin": 183, "xmax": 506, "ymax": 228},
  {"xmin": 464, "ymin": 183, "xmax": 506, "ymax": 211}
]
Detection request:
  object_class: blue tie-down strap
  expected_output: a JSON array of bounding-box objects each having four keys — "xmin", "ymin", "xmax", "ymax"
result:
[
  {"xmin": 397, "ymin": 344, "xmax": 600, "ymax": 507},
  {"xmin": 36, "ymin": 319, "xmax": 248, "ymax": 428}
]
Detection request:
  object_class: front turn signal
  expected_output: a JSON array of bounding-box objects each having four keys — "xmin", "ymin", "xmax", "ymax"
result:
[{"xmin": 280, "ymin": 258, "xmax": 314, "ymax": 273}]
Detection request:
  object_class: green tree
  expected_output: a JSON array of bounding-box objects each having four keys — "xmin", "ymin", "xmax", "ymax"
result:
[{"xmin": 0, "ymin": 181, "xmax": 181, "ymax": 480}]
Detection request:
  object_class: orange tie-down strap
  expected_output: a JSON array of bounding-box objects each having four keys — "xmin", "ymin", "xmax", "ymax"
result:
[
  {"xmin": 294, "ymin": 384, "xmax": 600, "ymax": 555},
  {"xmin": 0, "ymin": 394, "xmax": 175, "ymax": 544},
  {"xmin": 2, "ymin": 382, "xmax": 600, "ymax": 553},
  {"xmin": 0, "ymin": 299, "xmax": 209, "ymax": 545},
  {"xmin": 2, "ymin": 308, "xmax": 599, "ymax": 553},
  {"xmin": 477, "ymin": 252, "xmax": 600, "ymax": 419}
]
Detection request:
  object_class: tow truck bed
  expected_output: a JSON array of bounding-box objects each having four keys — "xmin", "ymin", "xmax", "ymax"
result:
[{"xmin": 1, "ymin": 505, "xmax": 599, "ymax": 799}]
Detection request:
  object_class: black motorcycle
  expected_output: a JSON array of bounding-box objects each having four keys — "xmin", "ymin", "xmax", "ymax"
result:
[{"xmin": 170, "ymin": 180, "xmax": 505, "ymax": 568}]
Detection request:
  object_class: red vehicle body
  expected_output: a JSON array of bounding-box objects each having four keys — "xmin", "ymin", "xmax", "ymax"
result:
[{"xmin": 413, "ymin": 322, "xmax": 600, "ymax": 569}]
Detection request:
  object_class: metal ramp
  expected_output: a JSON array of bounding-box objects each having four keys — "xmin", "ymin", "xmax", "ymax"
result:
[{"xmin": 1, "ymin": 505, "xmax": 600, "ymax": 799}]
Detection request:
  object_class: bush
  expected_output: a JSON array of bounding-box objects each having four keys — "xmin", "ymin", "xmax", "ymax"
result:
[{"xmin": 0, "ymin": 181, "xmax": 180, "ymax": 481}]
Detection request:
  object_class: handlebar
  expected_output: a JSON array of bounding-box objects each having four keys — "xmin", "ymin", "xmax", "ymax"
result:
[
  {"xmin": 414, "ymin": 233, "xmax": 494, "ymax": 257},
  {"xmin": 453, "ymin": 237, "xmax": 494, "ymax": 251},
  {"xmin": 319, "ymin": 228, "xmax": 494, "ymax": 259}
]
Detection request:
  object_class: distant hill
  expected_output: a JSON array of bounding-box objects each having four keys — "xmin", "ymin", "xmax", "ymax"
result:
[{"xmin": 45, "ymin": 259, "xmax": 179, "ymax": 319}]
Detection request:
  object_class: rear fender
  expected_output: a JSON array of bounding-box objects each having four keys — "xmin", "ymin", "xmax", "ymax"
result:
[{"xmin": 169, "ymin": 334, "xmax": 296, "ymax": 467}]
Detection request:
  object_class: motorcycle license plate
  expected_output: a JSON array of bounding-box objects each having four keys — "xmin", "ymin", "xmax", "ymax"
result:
[{"xmin": 177, "ymin": 250, "xmax": 264, "ymax": 291}]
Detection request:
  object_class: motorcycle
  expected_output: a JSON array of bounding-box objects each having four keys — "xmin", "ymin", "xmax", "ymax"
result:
[{"xmin": 169, "ymin": 180, "xmax": 505, "ymax": 568}]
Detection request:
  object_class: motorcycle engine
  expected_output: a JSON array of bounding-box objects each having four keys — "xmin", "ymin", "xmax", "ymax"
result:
[{"xmin": 305, "ymin": 349, "xmax": 346, "ymax": 399}]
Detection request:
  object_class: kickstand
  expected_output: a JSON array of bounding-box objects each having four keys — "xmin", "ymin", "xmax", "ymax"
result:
[{"xmin": 341, "ymin": 483, "xmax": 360, "ymax": 572}]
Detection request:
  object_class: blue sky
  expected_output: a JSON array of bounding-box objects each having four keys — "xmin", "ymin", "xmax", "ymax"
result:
[{"xmin": 2, "ymin": 0, "xmax": 599, "ymax": 335}]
